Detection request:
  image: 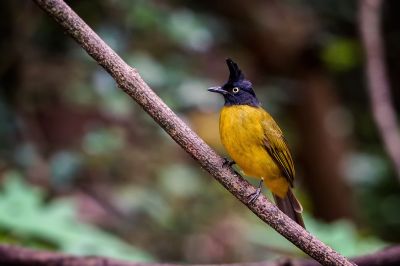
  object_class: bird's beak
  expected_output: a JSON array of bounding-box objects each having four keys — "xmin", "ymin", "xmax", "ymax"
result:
[{"xmin": 208, "ymin": 86, "xmax": 227, "ymax": 95}]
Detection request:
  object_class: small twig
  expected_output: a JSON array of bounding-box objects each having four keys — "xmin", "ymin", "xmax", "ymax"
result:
[
  {"xmin": 359, "ymin": 0, "xmax": 400, "ymax": 182},
  {"xmin": 31, "ymin": 0, "xmax": 353, "ymax": 265},
  {"xmin": 1, "ymin": 245, "xmax": 400, "ymax": 266}
]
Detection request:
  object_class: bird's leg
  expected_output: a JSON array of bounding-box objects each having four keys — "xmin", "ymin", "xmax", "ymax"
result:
[
  {"xmin": 223, "ymin": 157, "xmax": 236, "ymax": 167},
  {"xmin": 248, "ymin": 178, "xmax": 264, "ymax": 204}
]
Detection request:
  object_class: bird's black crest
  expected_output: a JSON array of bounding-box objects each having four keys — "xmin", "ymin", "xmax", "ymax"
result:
[
  {"xmin": 226, "ymin": 58, "xmax": 244, "ymax": 83},
  {"xmin": 208, "ymin": 58, "xmax": 260, "ymax": 107}
]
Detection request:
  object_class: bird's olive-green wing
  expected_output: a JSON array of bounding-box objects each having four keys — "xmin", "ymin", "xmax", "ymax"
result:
[{"xmin": 262, "ymin": 119, "xmax": 295, "ymax": 187}]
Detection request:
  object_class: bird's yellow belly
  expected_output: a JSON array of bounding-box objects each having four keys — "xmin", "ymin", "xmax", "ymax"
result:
[
  {"xmin": 220, "ymin": 107, "xmax": 278, "ymax": 176},
  {"xmin": 219, "ymin": 106, "xmax": 289, "ymax": 197}
]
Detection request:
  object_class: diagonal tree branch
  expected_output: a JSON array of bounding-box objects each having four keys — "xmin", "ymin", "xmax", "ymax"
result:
[
  {"xmin": 1, "ymin": 244, "xmax": 400, "ymax": 266},
  {"xmin": 31, "ymin": 0, "xmax": 353, "ymax": 265},
  {"xmin": 359, "ymin": 0, "xmax": 400, "ymax": 182}
]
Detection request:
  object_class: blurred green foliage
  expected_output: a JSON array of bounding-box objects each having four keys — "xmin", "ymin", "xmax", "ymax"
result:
[
  {"xmin": 0, "ymin": 171, "xmax": 153, "ymax": 261},
  {"xmin": 321, "ymin": 38, "xmax": 360, "ymax": 72},
  {"xmin": 246, "ymin": 215, "xmax": 386, "ymax": 258},
  {"xmin": 0, "ymin": 167, "xmax": 388, "ymax": 261}
]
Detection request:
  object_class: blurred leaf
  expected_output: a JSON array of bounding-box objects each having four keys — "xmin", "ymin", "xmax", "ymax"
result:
[
  {"xmin": 126, "ymin": 0, "xmax": 163, "ymax": 29},
  {"xmin": 63, "ymin": 83, "xmax": 98, "ymax": 107},
  {"xmin": 246, "ymin": 213, "xmax": 386, "ymax": 258},
  {"xmin": 380, "ymin": 194, "xmax": 400, "ymax": 226},
  {"xmin": 158, "ymin": 164, "xmax": 203, "ymax": 198},
  {"xmin": 97, "ymin": 25, "xmax": 126, "ymax": 53},
  {"xmin": 127, "ymin": 52, "xmax": 166, "ymax": 87},
  {"xmin": 14, "ymin": 143, "xmax": 38, "ymax": 169},
  {"xmin": 82, "ymin": 127, "xmax": 124, "ymax": 155},
  {"xmin": 343, "ymin": 152, "xmax": 389, "ymax": 185},
  {"xmin": 177, "ymin": 79, "xmax": 217, "ymax": 108},
  {"xmin": 321, "ymin": 38, "xmax": 360, "ymax": 72},
  {"xmin": 93, "ymin": 70, "xmax": 133, "ymax": 116},
  {"xmin": 50, "ymin": 151, "xmax": 82, "ymax": 187},
  {"xmin": 117, "ymin": 186, "xmax": 173, "ymax": 228},
  {"xmin": 306, "ymin": 216, "xmax": 386, "ymax": 257},
  {"xmin": 166, "ymin": 10, "xmax": 213, "ymax": 52},
  {"xmin": 0, "ymin": 171, "xmax": 154, "ymax": 261}
]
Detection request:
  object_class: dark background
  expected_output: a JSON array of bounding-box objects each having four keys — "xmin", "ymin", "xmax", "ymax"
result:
[{"xmin": 0, "ymin": 0, "xmax": 399, "ymax": 263}]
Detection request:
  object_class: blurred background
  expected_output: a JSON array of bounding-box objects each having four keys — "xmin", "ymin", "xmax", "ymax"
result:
[{"xmin": 0, "ymin": 0, "xmax": 399, "ymax": 263}]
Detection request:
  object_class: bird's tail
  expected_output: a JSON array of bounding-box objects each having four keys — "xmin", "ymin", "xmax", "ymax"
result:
[{"xmin": 273, "ymin": 188, "xmax": 305, "ymax": 229}]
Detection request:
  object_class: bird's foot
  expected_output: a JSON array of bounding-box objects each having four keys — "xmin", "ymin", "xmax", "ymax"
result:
[
  {"xmin": 223, "ymin": 158, "xmax": 241, "ymax": 176},
  {"xmin": 247, "ymin": 188, "xmax": 261, "ymax": 204},
  {"xmin": 223, "ymin": 157, "xmax": 236, "ymax": 167},
  {"xmin": 247, "ymin": 179, "xmax": 264, "ymax": 204}
]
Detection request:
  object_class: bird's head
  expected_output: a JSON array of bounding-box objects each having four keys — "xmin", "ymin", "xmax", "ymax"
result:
[{"xmin": 208, "ymin": 58, "xmax": 260, "ymax": 107}]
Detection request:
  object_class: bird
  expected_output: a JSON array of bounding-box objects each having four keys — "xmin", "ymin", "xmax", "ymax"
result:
[{"xmin": 208, "ymin": 58, "xmax": 305, "ymax": 228}]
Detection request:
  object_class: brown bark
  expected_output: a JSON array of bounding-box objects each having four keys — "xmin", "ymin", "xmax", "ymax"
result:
[
  {"xmin": 359, "ymin": 0, "xmax": 400, "ymax": 182},
  {"xmin": 296, "ymin": 72, "xmax": 354, "ymax": 221},
  {"xmin": 1, "ymin": 245, "xmax": 400, "ymax": 266}
]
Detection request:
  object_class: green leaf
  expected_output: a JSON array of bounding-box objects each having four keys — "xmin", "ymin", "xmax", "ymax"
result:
[{"xmin": 0, "ymin": 171, "xmax": 154, "ymax": 262}]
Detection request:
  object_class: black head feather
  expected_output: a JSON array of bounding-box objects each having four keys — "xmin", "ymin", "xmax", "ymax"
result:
[
  {"xmin": 226, "ymin": 58, "xmax": 245, "ymax": 83},
  {"xmin": 208, "ymin": 58, "xmax": 260, "ymax": 107}
]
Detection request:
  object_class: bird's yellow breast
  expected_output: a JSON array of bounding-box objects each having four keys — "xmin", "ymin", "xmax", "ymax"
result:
[{"xmin": 219, "ymin": 105, "xmax": 288, "ymax": 197}]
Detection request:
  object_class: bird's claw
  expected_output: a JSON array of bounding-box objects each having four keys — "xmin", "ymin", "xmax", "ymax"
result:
[
  {"xmin": 223, "ymin": 158, "xmax": 240, "ymax": 176},
  {"xmin": 223, "ymin": 157, "xmax": 236, "ymax": 167},
  {"xmin": 247, "ymin": 188, "xmax": 261, "ymax": 204},
  {"xmin": 247, "ymin": 179, "xmax": 264, "ymax": 204}
]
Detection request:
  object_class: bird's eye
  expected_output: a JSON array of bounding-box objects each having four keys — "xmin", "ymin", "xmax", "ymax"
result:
[{"xmin": 232, "ymin": 87, "xmax": 240, "ymax": 94}]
